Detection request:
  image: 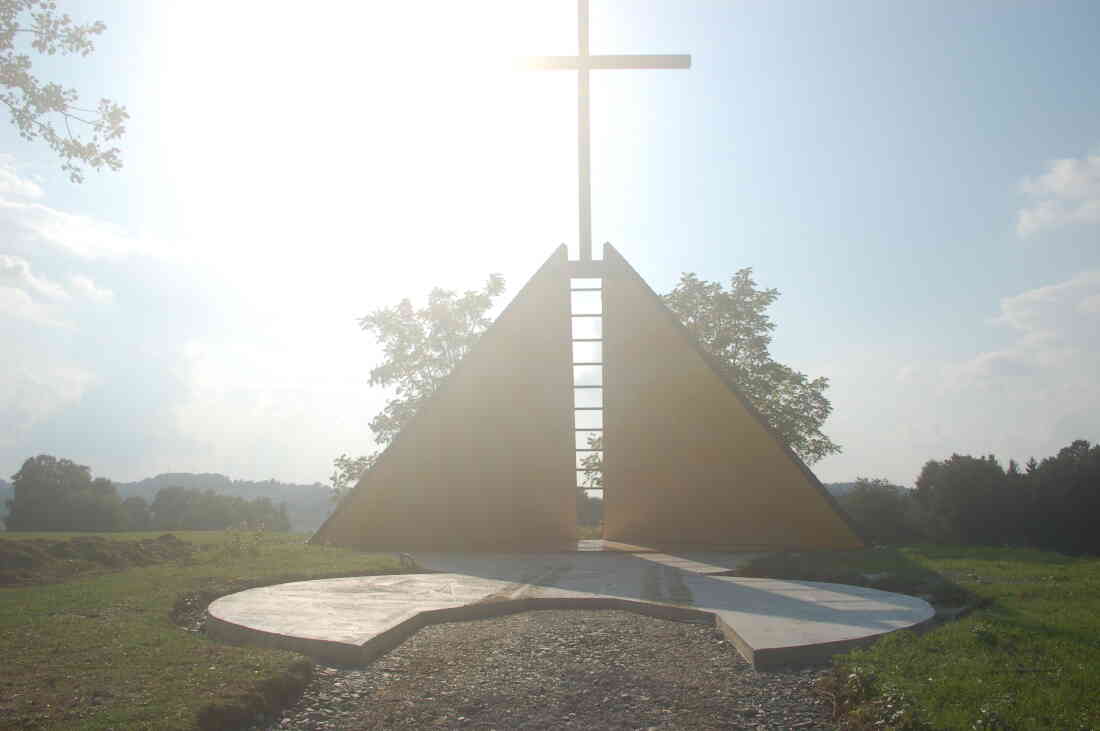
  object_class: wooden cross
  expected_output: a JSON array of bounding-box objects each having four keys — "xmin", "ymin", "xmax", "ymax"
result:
[{"xmin": 517, "ymin": 0, "xmax": 691, "ymax": 261}]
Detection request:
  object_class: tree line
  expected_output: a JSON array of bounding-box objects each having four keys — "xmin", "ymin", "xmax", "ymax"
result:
[
  {"xmin": 3, "ymin": 455, "xmax": 291, "ymax": 532},
  {"xmin": 836, "ymin": 439, "xmax": 1100, "ymax": 555}
]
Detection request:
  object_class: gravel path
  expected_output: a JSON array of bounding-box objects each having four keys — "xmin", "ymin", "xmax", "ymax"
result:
[{"xmin": 262, "ymin": 609, "xmax": 835, "ymax": 730}]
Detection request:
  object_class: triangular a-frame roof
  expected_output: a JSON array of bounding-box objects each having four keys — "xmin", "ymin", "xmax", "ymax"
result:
[
  {"xmin": 312, "ymin": 244, "xmax": 863, "ymax": 552},
  {"xmin": 311, "ymin": 247, "xmax": 577, "ymax": 551},
  {"xmin": 599, "ymin": 244, "xmax": 863, "ymax": 550}
]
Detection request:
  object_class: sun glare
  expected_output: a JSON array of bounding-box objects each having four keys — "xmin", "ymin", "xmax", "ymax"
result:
[{"xmin": 142, "ymin": 2, "xmax": 579, "ymax": 302}]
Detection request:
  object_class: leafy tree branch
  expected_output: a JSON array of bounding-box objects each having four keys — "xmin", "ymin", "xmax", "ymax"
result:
[{"xmin": 1, "ymin": 0, "xmax": 128, "ymax": 182}]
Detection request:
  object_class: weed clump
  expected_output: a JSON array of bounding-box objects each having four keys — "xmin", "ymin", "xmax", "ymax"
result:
[{"xmin": 814, "ymin": 663, "xmax": 930, "ymax": 730}]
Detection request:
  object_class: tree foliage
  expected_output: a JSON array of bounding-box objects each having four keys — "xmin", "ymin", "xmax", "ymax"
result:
[
  {"xmin": 357, "ymin": 274, "xmax": 505, "ymax": 446},
  {"xmin": 329, "ymin": 276, "xmax": 506, "ymax": 500},
  {"xmin": 328, "ymin": 453, "xmax": 376, "ymax": 503},
  {"xmin": 1, "ymin": 0, "xmax": 127, "ymax": 181},
  {"xmin": 836, "ymin": 440, "xmax": 1100, "ymax": 555},
  {"xmin": 577, "ymin": 487, "xmax": 602, "ymax": 526},
  {"xmin": 5, "ymin": 454, "xmax": 125, "ymax": 531},
  {"xmin": 915, "ymin": 454, "xmax": 1007, "ymax": 545},
  {"xmin": 3, "ymin": 455, "xmax": 293, "ymax": 533},
  {"xmin": 579, "ymin": 433, "xmax": 602, "ymax": 488},
  {"xmin": 834, "ymin": 477, "xmax": 925, "ymax": 545},
  {"xmin": 148, "ymin": 486, "xmax": 290, "ymax": 532},
  {"xmin": 662, "ymin": 270, "xmax": 839, "ymax": 464},
  {"xmin": 120, "ymin": 495, "xmax": 150, "ymax": 531}
]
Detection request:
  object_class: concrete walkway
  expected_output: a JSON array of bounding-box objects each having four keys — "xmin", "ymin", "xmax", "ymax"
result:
[{"xmin": 207, "ymin": 547, "xmax": 934, "ymax": 670}]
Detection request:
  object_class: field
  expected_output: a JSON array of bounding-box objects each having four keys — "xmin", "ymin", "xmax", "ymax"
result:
[
  {"xmin": 0, "ymin": 531, "xmax": 401, "ymax": 730},
  {"xmin": 2, "ymin": 534, "xmax": 1098, "ymax": 730},
  {"xmin": 739, "ymin": 546, "xmax": 1100, "ymax": 730}
]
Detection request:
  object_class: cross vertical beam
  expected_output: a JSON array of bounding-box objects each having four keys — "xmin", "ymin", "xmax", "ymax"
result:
[
  {"xmin": 577, "ymin": 0, "xmax": 592, "ymax": 261},
  {"xmin": 517, "ymin": 0, "xmax": 691, "ymax": 261}
]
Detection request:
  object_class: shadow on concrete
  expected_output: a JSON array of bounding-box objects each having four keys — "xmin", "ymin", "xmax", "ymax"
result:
[{"xmin": 409, "ymin": 548, "xmax": 932, "ymax": 633}]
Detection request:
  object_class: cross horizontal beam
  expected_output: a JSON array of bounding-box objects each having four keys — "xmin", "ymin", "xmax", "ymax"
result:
[{"xmin": 515, "ymin": 54, "xmax": 691, "ymax": 71}]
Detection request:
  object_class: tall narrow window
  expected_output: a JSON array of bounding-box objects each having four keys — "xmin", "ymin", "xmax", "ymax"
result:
[{"xmin": 570, "ymin": 278, "xmax": 603, "ymax": 504}]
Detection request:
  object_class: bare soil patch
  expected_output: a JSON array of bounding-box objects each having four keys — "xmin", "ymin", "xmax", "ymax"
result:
[{"xmin": 0, "ymin": 533, "xmax": 194, "ymax": 586}]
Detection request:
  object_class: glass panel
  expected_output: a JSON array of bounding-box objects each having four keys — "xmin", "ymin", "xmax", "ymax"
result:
[
  {"xmin": 574, "ymin": 387, "xmax": 602, "ymax": 408},
  {"xmin": 575, "ymin": 451, "xmax": 603, "ymax": 469},
  {"xmin": 573, "ymin": 341, "xmax": 602, "ymax": 363},
  {"xmin": 572, "ymin": 316, "xmax": 602, "ymax": 340},
  {"xmin": 570, "ymin": 278, "xmax": 602, "ymax": 290},
  {"xmin": 573, "ymin": 365, "xmax": 603, "ymax": 386},
  {"xmin": 570, "ymin": 290, "xmax": 602, "ymax": 315},
  {"xmin": 575, "ymin": 430, "xmax": 602, "ymax": 450},
  {"xmin": 574, "ymin": 410, "xmax": 603, "ymax": 430}
]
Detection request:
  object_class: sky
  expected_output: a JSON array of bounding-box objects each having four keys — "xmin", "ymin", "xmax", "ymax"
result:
[{"xmin": 1, "ymin": 0, "xmax": 1098, "ymax": 488}]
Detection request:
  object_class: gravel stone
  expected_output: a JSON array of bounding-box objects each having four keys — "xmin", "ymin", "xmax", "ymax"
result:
[{"xmin": 260, "ymin": 609, "xmax": 834, "ymax": 730}]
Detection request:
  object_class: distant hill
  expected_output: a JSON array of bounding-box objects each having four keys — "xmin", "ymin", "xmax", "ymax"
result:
[
  {"xmin": 824, "ymin": 481, "xmax": 858, "ymax": 496},
  {"xmin": 116, "ymin": 474, "xmax": 333, "ymax": 534},
  {"xmin": 0, "ymin": 479, "xmax": 11, "ymax": 527}
]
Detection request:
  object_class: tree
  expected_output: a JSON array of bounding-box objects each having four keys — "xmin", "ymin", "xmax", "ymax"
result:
[
  {"xmin": 120, "ymin": 495, "xmax": 151, "ymax": 531},
  {"xmin": 1027, "ymin": 440, "xmax": 1100, "ymax": 555},
  {"xmin": 358, "ymin": 274, "xmax": 505, "ymax": 445},
  {"xmin": 329, "ymin": 453, "xmax": 376, "ymax": 503},
  {"xmin": 914, "ymin": 454, "xmax": 1007, "ymax": 545},
  {"xmin": 662, "ymin": 270, "xmax": 839, "ymax": 464},
  {"xmin": 834, "ymin": 477, "xmax": 925, "ymax": 545},
  {"xmin": 579, "ymin": 433, "xmax": 602, "ymax": 488},
  {"xmin": 1, "ymin": 1, "xmax": 127, "ymax": 182},
  {"xmin": 329, "ymin": 275, "xmax": 507, "ymax": 496},
  {"xmin": 149, "ymin": 485, "xmax": 292, "ymax": 532},
  {"xmin": 5, "ymin": 454, "xmax": 123, "ymax": 531},
  {"xmin": 576, "ymin": 487, "xmax": 603, "ymax": 527}
]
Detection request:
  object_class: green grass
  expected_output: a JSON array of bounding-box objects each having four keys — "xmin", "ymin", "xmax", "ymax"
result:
[
  {"xmin": 740, "ymin": 546, "xmax": 1100, "ymax": 730},
  {"xmin": 0, "ymin": 531, "xmax": 402, "ymax": 730},
  {"xmin": 0, "ymin": 531, "xmax": 236, "ymax": 544}
]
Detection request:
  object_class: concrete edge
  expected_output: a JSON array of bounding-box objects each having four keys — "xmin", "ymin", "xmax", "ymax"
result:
[
  {"xmin": 207, "ymin": 596, "xmax": 715, "ymax": 667},
  {"xmin": 206, "ymin": 588, "xmax": 938, "ymax": 671},
  {"xmin": 717, "ymin": 608, "xmax": 941, "ymax": 671},
  {"xmin": 205, "ymin": 612, "xmax": 371, "ymax": 666}
]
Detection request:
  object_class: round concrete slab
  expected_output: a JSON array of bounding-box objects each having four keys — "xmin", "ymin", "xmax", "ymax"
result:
[{"xmin": 208, "ymin": 552, "xmax": 934, "ymax": 669}]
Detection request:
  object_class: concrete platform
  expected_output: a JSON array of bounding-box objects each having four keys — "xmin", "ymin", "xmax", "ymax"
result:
[{"xmin": 207, "ymin": 549, "xmax": 934, "ymax": 670}]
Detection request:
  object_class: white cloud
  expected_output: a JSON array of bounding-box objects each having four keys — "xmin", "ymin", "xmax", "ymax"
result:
[
  {"xmin": 932, "ymin": 271, "xmax": 1100, "ymax": 453},
  {"xmin": 0, "ymin": 155, "xmax": 44, "ymax": 199},
  {"xmin": 67, "ymin": 274, "xmax": 114, "ymax": 303},
  {"xmin": 0, "ymin": 198, "xmax": 145, "ymax": 258},
  {"xmin": 1017, "ymin": 152, "xmax": 1100, "ymax": 236},
  {"xmin": 0, "ymin": 256, "xmax": 115, "ymax": 325},
  {"xmin": 815, "ymin": 271, "xmax": 1100, "ymax": 484},
  {"xmin": 0, "ymin": 254, "xmax": 69, "ymax": 300},
  {"xmin": 0, "ymin": 286, "xmax": 67, "ymax": 327},
  {"xmin": 0, "ymin": 255, "xmax": 73, "ymax": 327},
  {"xmin": 0, "ymin": 359, "xmax": 94, "ymax": 446},
  {"xmin": 0, "ymin": 161, "xmax": 145, "ymax": 259},
  {"xmin": 987, "ymin": 269, "xmax": 1100, "ymax": 349}
]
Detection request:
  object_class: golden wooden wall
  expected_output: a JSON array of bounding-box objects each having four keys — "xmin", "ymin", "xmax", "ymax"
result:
[
  {"xmin": 600, "ymin": 246, "xmax": 863, "ymax": 550},
  {"xmin": 310, "ymin": 247, "xmax": 577, "ymax": 551}
]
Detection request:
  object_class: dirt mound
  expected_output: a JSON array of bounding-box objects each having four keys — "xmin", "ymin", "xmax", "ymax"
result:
[{"xmin": 0, "ymin": 534, "xmax": 195, "ymax": 586}]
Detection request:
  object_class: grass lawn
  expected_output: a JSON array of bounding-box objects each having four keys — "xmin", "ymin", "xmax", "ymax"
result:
[
  {"xmin": 6, "ymin": 534, "xmax": 1096, "ymax": 730},
  {"xmin": 740, "ymin": 546, "xmax": 1100, "ymax": 730},
  {"xmin": 0, "ymin": 531, "xmax": 401, "ymax": 730}
]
